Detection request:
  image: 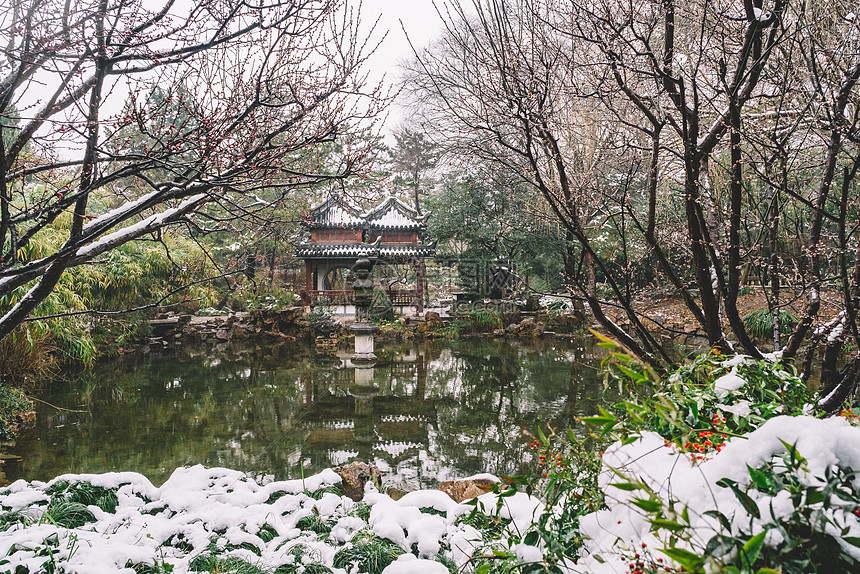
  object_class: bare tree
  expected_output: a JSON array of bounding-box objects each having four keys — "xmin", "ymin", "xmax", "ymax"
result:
[
  {"xmin": 404, "ymin": 0, "xmax": 860, "ymax": 408},
  {"xmin": 0, "ymin": 0, "xmax": 386, "ymax": 341}
]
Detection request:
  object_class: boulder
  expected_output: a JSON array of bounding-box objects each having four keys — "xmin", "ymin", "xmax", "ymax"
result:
[
  {"xmin": 424, "ymin": 311, "xmax": 442, "ymax": 326},
  {"xmin": 334, "ymin": 461, "xmax": 382, "ymax": 501},
  {"xmin": 438, "ymin": 478, "xmax": 496, "ymax": 502}
]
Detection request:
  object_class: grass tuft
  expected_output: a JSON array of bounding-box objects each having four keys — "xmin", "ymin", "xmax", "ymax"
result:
[
  {"xmin": 42, "ymin": 499, "xmax": 96, "ymax": 528},
  {"xmin": 332, "ymin": 531, "xmax": 405, "ymax": 574},
  {"xmin": 743, "ymin": 308, "xmax": 798, "ymax": 338}
]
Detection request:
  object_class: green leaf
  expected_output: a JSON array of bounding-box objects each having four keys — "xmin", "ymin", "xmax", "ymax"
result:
[
  {"xmin": 608, "ymin": 482, "xmax": 642, "ymax": 492},
  {"xmin": 716, "ymin": 479, "xmax": 760, "ymax": 519},
  {"xmin": 661, "ymin": 547, "xmax": 705, "ymax": 572},
  {"xmin": 650, "ymin": 519, "xmax": 686, "ymax": 532},
  {"xmin": 703, "ymin": 510, "xmax": 732, "ymax": 531},
  {"xmin": 755, "ymin": 569, "xmax": 781, "ymax": 574},
  {"xmin": 842, "ymin": 536, "xmax": 860, "ymax": 548},
  {"xmin": 616, "ymin": 364, "xmax": 643, "ymax": 382},
  {"xmin": 631, "ymin": 498, "xmax": 662, "ymax": 513},
  {"xmin": 537, "ymin": 425, "xmax": 548, "ymax": 445},
  {"xmin": 741, "ymin": 531, "xmax": 767, "ymax": 567},
  {"xmin": 747, "ymin": 466, "xmax": 771, "ymax": 490},
  {"xmin": 706, "ymin": 534, "xmax": 735, "ymax": 556}
]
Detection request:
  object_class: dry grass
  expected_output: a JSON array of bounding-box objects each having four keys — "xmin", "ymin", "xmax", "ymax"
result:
[{"xmin": 0, "ymin": 327, "xmax": 58, "ymax": 390}]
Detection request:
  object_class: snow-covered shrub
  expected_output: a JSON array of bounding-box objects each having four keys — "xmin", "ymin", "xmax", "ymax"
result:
[
  {"xmin": 581, "ymin": 415, "xmax": 860, "ymax": 574},
  {"xmin": 588, "ymin": 338, "xmax": 812, "ymax": 459}
]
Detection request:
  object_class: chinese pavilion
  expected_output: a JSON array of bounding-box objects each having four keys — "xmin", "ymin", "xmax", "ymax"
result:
[{"xmin": 296, "ymin": 193, "xmax": 435, "ymax": 314}]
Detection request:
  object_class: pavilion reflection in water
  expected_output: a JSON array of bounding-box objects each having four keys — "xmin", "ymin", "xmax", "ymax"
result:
[{"xmin": 297, "ymin": 345, "xmax": 439, "ymax": 477}]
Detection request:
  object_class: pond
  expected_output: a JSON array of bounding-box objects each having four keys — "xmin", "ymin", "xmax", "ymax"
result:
[{"xmin": 6, "ymin": 337, "xmax": 612, "ymax": 489}]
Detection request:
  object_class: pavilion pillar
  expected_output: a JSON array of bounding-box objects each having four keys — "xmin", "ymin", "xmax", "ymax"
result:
[
  {"xmin": 304, "ymin": 261, "xmax": 313, "ymax": 305},
  {"xmin": 416, "ymin": 260, "xmax": 426, "ymax": 314}
]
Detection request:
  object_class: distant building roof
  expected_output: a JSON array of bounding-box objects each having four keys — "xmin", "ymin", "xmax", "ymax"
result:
[{"xmin": 362, "ymin": 194, "xmax": 428, "ymax": 231}]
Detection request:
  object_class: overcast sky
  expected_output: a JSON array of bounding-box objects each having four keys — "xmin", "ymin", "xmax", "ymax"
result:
[{"xmin": 358, "ymin": 0, "xmax": 450, "ymax": 131}]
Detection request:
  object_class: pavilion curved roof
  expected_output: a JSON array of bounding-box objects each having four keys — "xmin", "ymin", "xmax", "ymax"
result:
[
  {"xmin": 304, "ymin": 195, "xmax": 364, "ymax": 229},
  {"xmin": 294, "ymin": 242, "xmax": 435, "ymax": 260},
  {"xmin": 361, "ymin": 194, "xmax": 429, "ymax": 231},
  {"xmin": 304, "ymin": 193, "xmax": 428, "ymax": 231}
]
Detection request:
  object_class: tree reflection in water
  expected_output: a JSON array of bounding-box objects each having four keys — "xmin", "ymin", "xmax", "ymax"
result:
[{"xmin": 8, "ymin": 338, "xmax": 611, "ymax": 489}]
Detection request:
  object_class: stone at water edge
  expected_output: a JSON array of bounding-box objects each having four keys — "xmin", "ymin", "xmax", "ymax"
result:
[
  {"xmin": 334, "ymin": 461, "xmax": 382, "ymax": 501},
  {"xmin": 438, "ymin": 478, "xmax": 496, "ymax": 503}
]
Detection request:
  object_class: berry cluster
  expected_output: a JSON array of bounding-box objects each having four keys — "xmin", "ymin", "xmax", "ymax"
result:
[
  {"xmin": 528, "ymin": 439, "xmax": 569, "ymax": 478},
  {"xmin": 664, "ymin": 414, "xmax": 730, "ymax": 463},
  {"xmin": 623, "ymin": 543, "xmax": 685, "ymax": 573}
]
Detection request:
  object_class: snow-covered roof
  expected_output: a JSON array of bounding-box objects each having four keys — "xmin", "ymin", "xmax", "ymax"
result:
[
  {"xmin": 305, "ymin": 195, "xmax": 364, "ymax": 229},
  {"xmin": 304, "ymin": 193, "xmax": 428, "ymax": 230},
  {"xmin": 362, "ymin": 194, "xmax": 428, "ymax": 231}
]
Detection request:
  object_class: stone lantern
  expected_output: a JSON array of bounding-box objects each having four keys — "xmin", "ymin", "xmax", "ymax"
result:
[{"xmin": 350, "ymin": 256, "xmax": 377, "ymax": 363}]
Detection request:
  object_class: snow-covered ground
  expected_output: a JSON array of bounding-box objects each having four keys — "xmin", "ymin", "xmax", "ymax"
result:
[{"xmin": 3, "ymin": 416, "xmax": 860, "ymax": 573}]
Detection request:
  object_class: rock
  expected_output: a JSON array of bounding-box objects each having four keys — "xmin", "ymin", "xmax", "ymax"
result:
[
  {"xmin": 385, "ymin": 484, "xmax": 415, "ymax": 501},
  {"xmin": 493, "ymin": 328, "xmax": 506, "ymax": 337},
  {"xmin": 334, "ymin": 461, "xmax": 382, "ymax": 501},
  {"xmin": 438, "ymin": 478, "xmax": 496, "ymax": 502},
  {"xmin": 424, "ymin": 311, "xmax": 442, "ymax": 326},
  {"xmin": 547, "ymin": 310, "xmax": 582, "ymax": 333},
  {"xmin": 215, "ymin": 328, "xmax": 230, "ymax": 340},
  {"xmin": 514, "ymin": 316, "xmax": 544, "ymax": 337}
]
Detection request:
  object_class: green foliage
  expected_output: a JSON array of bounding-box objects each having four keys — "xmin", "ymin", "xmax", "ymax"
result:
[
  {"xmin": 0, "ymin": 326, "xmax": 57, "ymax": 388},
  {"xmin": 427, "ymin": 163, "xmax": 569, "ymax": 293},
  {"xmin": 332, "ymin": 531, "xmax": 405, "ymax": 574},
  {"xmin": 0, "ymin": 383, "xmax": 33, "ymax": 441},
  {"xmin": 257, "ymin": 523, "xmax": 278, "ymax": 543},
  {"xmin": 42, "ymin": 499, "xmax": 95, "ymax": 529},
  {"xmin": 707, "ymin": 447, "xmax": 860, "ymax": 573},
  {"xmin": 306, "ymin": 307, "xmax": 340, "ymax": 335},
  {"xmin": 438, "ymin": 307, "xmax": 503, "ymax": 337},
  {"xmin": 349, "ymin": 501, "xmax": 372, "ymax": 522},
  {"xmin": 1, "ymin": 228, "xmax": 212, "ymax": 367},
  {"xmin": 234, "ymin": 286, "xmax": 297, "ymax": 313},
  {"xmin": 587, "ymin": 335, "xmax": 812, "ymax": 457},
  {"xmin": 275, "ymin": 562, "xmax": 333, "ymax": 574},
  {"xmin": 0, "ymin": 509, "xmax": 33, "ymax": 532},
  {"xmin": 574, "ymin": 336, "xmax": 860, "ymax": 573},
  {"xmin": 46, "ymin": 479, "xmax": 119, "ymax": 514},
  {"xmin": 126, "ymin": 559, "xmax": 175, "ymax": 574},
  {"xmin": 188, "ymin": 553, "xmax": 267, "ymax": 574},
  {"xmin": 743, "ymin": 308, "xmax": 799, "ymax": 338},
  {"xmin": 296, "ymin": 509, "xmax": 335, "ymax": 535},
  {"xmin": 623, "ymin": 444, "xmax": 860, "ymax": 574},
  {"xmin": 451, "ymin": 425, "xmax": 605, "ymax": 574}
]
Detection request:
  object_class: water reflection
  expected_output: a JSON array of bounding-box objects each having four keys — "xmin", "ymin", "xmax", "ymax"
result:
[{"xmin": 7, "ymin": 338, "xmax": 609, "ymax": 489}]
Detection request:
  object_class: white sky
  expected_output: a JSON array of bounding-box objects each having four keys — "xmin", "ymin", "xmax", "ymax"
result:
[{"xmin": 357, "ymin": 0, "xmax": 450, "ymax": 132}]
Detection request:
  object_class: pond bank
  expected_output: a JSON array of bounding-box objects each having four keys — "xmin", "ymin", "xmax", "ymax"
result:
[{"xmin": 141, "ymin": 304, "xmax": 587, "ymax": 353}]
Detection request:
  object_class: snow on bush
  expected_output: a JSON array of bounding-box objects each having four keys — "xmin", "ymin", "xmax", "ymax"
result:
[
  {"xmin": 0, "ymin": 466, "xmax": 544, "ymax": 574},
  {"xmin": 578, "ymin": 415, "xmax": 860, "ymax": 573}
]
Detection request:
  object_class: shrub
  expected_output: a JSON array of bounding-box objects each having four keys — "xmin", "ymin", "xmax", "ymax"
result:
[
  {"xmin": 588, "ymin": 338, "xmax": 811, "ymax": 457},
  {"xmin": 743, "ymin": 308, "xmax": 799, "ymax": 338},
  {"xmin": 332, "ymin": 531, "xmax": 404, "ymax": 574},
  {"xmin": 46, "ymin": 480, "xmax": 119, "ymax": 514}
]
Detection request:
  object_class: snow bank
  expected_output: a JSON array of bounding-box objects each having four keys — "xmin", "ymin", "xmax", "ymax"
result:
[
  {"xmin": 0, "ymin": 465, "xmax": 509, "ymax": 573},
  {"xmin": 576, "ymin": 415, "xmax": 860, "ymax": 573}
]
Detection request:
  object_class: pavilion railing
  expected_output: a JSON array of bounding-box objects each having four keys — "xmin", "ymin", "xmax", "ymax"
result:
[{"xmin": 302, "ymin": 288, "xmax": 421, "ymax": 307}]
